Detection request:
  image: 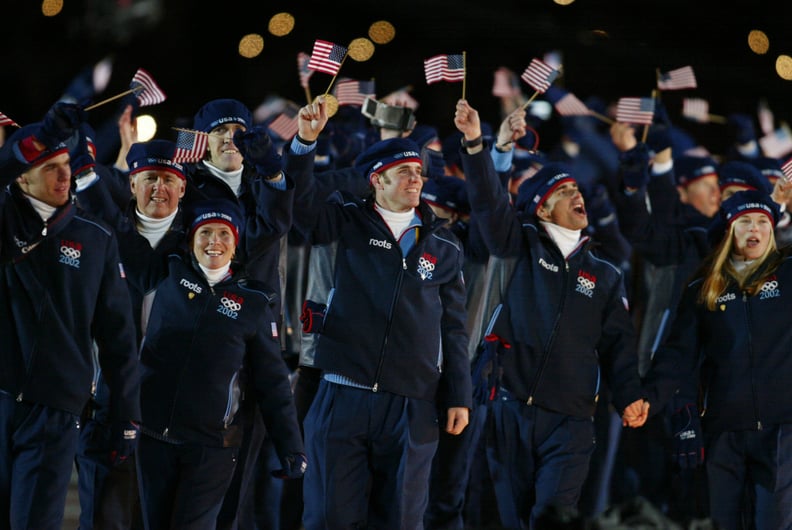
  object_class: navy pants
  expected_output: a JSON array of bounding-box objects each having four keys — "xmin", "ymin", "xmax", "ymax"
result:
[
  {"xmin": 76, "ymin": 418, "xmax": 141, "ymax": 530},
  {"xmin": 303, "ymin": 381, "xmax": 439, "ymax": 530},
  {"xmin": 0, "ymin": 392, "xmax": 79, "ymax": 530},
  {"xmin": 137, "ymin": 435, "xmax": 238, "ymax": 530},
  {"xmin": 424, "ymin": 403, "xmax": 488, "ymax": 529},
  {"xmin": 707, "ymin": 425, "xmax": 792, "ymax": 530},
  {"xmin": 486, "ymin": 397, "xmax": 595, "ymax": 530}
]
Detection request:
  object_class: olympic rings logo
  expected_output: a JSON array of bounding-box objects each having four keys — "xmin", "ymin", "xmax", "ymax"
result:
[
  {"xmin": 221, "ymin": 297, "xmax": 242, "ymax": 311},
  {"xmin": 60, "ymin": 246, "xmax": 81, "ymax": 259}
]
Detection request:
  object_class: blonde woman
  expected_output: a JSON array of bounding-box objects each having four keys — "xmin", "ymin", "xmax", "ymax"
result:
[{"xmin": 646, "ymin": 189, "xmax": 792, "ymax": 529}]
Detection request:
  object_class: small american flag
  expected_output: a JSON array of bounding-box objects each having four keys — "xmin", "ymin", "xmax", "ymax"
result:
[
  {"xmin": 782, "ymin": 157, "xmax": 792, "ymax": 182},
  {"xmin": 520, "ymin": 58, "xmax": 559, "ymax": 94},
  {"xmin": 130, "ymin": 68, "xmax": 166, "ymax": 107},
  {"xmin": 657, "ymin": 65, "xmax": 697, "ymax": 91},
  {"xmin": 335, "ymin": 79, "xmax": 376, "ymax": 106},
  {"xmin": 173, "ymin": 129, "xmax": 208, "ymax": 164},
  {"xmin": 0, "ymin": 111, "xmax": 19, "ymax": 128},
  {"xmin": 423, "ymin": 54, "xmax": 465, "ymax": 84},
  {"xmin": 545, "ymin": 86, "xmax": 589, "ymax": 116},
  {"xmin": 616, "ymin": 97, "xmax": 655, "ymax": 125},
  {"xmin": 492, "ymin": 67, "xmax": 520, "ymax": 98},
  {"xmin": 759, "ymin": 125, "xmax": 792, "ymax": 159},
  {"xmin": 298, "ymin": 52, "xmax": 313, "ymax": 89},
  {"xmin": 307, "ymin": 40, "xmax": 347, "ymax": 75},
  {"xmin": 268, "ymin": 104, "xmax": 300, "ymax": 141},
  {"xmin": 682, "ymin": 98, "xmax": 710, "ymax": 123}
]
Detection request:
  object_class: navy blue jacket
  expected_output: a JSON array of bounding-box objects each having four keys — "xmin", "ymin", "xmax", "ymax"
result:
[
  {"xmin": 0, "ymin": 184, "xmax": 140, "ymax": 422},
  {"xmin": 287, "ymin": 149, "xmax": 472, "ymax": 409},
  {"xmin": 646, "ymin": 250, "xmax": 792, "ymax": 435},
  {"xmin": 461, "ymin": 146, "xmax": 643, "ymax": 418},
  {"xmin": 137, "ymin": 252, "xmax": 303, "ymax": 453}
]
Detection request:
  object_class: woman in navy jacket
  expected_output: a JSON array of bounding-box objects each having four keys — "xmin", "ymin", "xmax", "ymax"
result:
[
  {"xmin": 646, "ymin": 190, "xmax": 792, "ymax": 529},
  {"xmin": 132, "ymin": 199, "xmax": 304, "ymax": 530}
]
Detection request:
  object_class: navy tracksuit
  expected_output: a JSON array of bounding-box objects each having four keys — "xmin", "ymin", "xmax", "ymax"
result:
[{"xmin": 460, "ymin": 144, "xmax": 644, "ymax": 528}]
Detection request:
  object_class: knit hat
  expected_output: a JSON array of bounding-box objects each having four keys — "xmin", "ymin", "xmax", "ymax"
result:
[
  {"xmin": 127, "ymin": 140, "xmax": 186, "ymax": 180},
  {"xmin": 515, "ymin": 162, "xmax": 575, "ymax": 214},
  {"xmin": 2, "ymin": 122, "xmax": 71, "ymax": 170},
  {"xmin": 707, "ymin": 189, "xmax": 780, "ymax": 246},
  {"xmin": 193, "ymin": 98, "xmax": 252, "ymax": 133},
  {"xmin": 187, "ymin": 198, "xmax": 244, "ymax": 246},
  {"xmin": 354, "ymin": 137, "xmax": 422, "ymax": 180},
  {"xmin": 718, "ymin": 160, "xmax": 772, "ymax": 195},
  {"xmin": 674, "ymin": 155, "xmax": 718, "ymax": 188},
  {"xmin": 745, "ymin": 156, "xmax": 785, "ymax": 184},
  {"xmin": 421, "ymin": 175, "xmax": 467, "ymax": 214}
]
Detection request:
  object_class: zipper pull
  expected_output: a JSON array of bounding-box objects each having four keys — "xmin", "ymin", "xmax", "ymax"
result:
[
  {"xmin": 16, "ymin": 392, "xmax": 23, "ymax": 402},
  {"xmin": 402, "ymin": 258, "xmax": 407, "ymax": 270},
  {"xmin": 372, "ymin": 383, "xmax": 379, "ymax": 392},
  {"xmin": 41, "ymin": 221, "xmax": 48, "ymax": 236}
]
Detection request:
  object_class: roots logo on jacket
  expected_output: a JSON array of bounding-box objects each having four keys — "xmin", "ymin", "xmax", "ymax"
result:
[
  {"xmin": 180, "ymin": 278, "xmax": 203, "ymax": 298},
  {"xmin": 759, "ymin": 275, "xmax": 780, "ymax": 300},
  {"xmin": 59, "ymin": 239, "xmax": 82, "ymax": 268},
  {"xmin": 417, "ymin": 252, "xmax": 437, "ymax": 280},
  {"xmin": 218, "ymin": 291, "xmax": 243, "ymax": 320},
  {"xmin": 575, "ymin": 269, "xmax": 596, "ymax": 298}
]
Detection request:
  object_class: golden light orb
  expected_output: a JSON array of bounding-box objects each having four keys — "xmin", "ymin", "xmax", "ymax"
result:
[
  {"xmin": 239, "ymin": 34, "xmax": 264, "ymax": 59},
  {"xmin": 348, "ymin": 38, "xmax": 375, "ymax": 62},
  {"xmin": 269, "ymin": 13, "xmax": 295, "ymax": 36},
  {"xmin": 369, "ymin": 21, "xmax": 396, "ymax": 44}
]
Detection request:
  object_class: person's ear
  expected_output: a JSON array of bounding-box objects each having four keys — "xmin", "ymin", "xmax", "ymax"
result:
[{"xmin": 536, "ymin": 204, "xmax": 551, "ymax": 221}]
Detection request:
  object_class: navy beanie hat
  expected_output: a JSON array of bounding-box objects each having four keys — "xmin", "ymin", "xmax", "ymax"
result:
[
  {"xmin": 1, "ymin": 122, "xmax": 72, "ymax": 171},
  {"xmin": 421, "ymin": 175, "xmax": 467, "ymax": 213},
  {"xmin": 718, "ymin": 160, "xmax": 772, "ymax": 195},
  {"xmin": 515, "ymin": 162, "xmax": 575, "ymax": 214},
  {"xmin": 193, "ymin": 98, "xmax": 252, "ymax": 133},
  {"xmin": 745, "ymin": 156, "xmax": 785, "ymax": 184},
  {"xmin": 674, "ymin": 155, "xmax": 718, "ymax": 188},
  {"xmin": 354, "ymin": 137, "xmax": 422, "ymax": 180},
  {"xmin": 127, "ymin": 140, "xmax": 186, "ymax": 180},
  {"xmin": 707, "ymin": 189, "xmax": 780, "ymax": 246},
  {"xmin": 187, "ymin": 198, "xmax": 244, "ymax": 246}
]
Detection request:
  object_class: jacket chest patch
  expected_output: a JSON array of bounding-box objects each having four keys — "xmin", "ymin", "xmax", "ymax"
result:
[
  {"xmin": 58, "ymin": 239, "xmax": 82, "ymax": 269},
  {"xmin": 759, "ymin": 275, "xmax": 780, "ymax": 301},
  {"xmin": 417, "ymin": 252, "xmax": 437, "ymax": 280},
  {"xmin": 217, "ymin": 291, "xmax": 243, "ymax": 320},
  {"xmin": 575, "ymin": 269, "xmax": 596, "ymax": 298}
]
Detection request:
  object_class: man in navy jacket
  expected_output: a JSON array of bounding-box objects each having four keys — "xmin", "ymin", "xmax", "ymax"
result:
[
  {"xmin": 0, "ymin": 108, "xmax": 140, "ymax": 529},
  {"xmin": 454, "ymin": 99, "xmax": 647, "ymax": 529}
]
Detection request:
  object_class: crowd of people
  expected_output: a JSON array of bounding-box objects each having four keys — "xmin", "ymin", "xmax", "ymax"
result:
[{"xmin": 1, "ymin": 61, "xmax": 792, "ymax": 530}]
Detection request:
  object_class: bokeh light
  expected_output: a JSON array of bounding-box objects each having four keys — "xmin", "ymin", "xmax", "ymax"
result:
[
  {"xmin": 239, "ymin": 34, "xmax": 264, "ymax": 59},
  {"xmin": 348, "ymin": 38, "xmax": 375, "ymax": 62},
  {"xmin": 748, "ymin": 30, "xmax": 770, "ymax": 55},
  {"xmin": 368, "ymin": 21, "xmax": 396, "ymax": 44},
  {"xmin": 136, "ymin": 115, "xmax": 157, "ymax": 142},
  {"xmin": 268, "ymin": 13, "xmax": 295, "ymax": 37},
  {"xmin": 41, "ymin": 0, "xmax": 63, "ymax": 16},
  {"xmin": 775, "ymin": 55, "xmax": 792, "ymax": 80}
]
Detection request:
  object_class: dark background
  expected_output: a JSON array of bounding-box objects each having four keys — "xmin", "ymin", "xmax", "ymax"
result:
[{"xmin": 3, "ymin": 0, "xmax": 792, "ymax": 158}]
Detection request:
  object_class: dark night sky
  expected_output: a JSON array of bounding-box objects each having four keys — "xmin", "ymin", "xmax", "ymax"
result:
[{"xmin": 3, "ymin": 0, "xmax": 792, "ymax": 158}]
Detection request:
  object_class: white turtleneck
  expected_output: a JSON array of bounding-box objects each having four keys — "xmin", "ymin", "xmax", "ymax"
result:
[
  {"xmin": 730, "ymin": 254, "xmax": 757, "ymax": 274},
  {"xmin": 26, "ymin": 194, "xmax": 57, "ymax": 222},
  {"xmin": 375, "ymin": 203, "xmax": 416, "ymax": 239},
  {"xmin": 202, "ymin": 160, "xmax": 243, "ymax": 197},
  {"xmin": 135, "ymin": 209, "xmax": 177, "ymax": 248},
  {"xmin": 540, "ymin": 221, "xmax": 582, "ymax": 258},
  {"xmin": 198, "ymin": 263, "xmax": 231, "ymax": 286}
]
